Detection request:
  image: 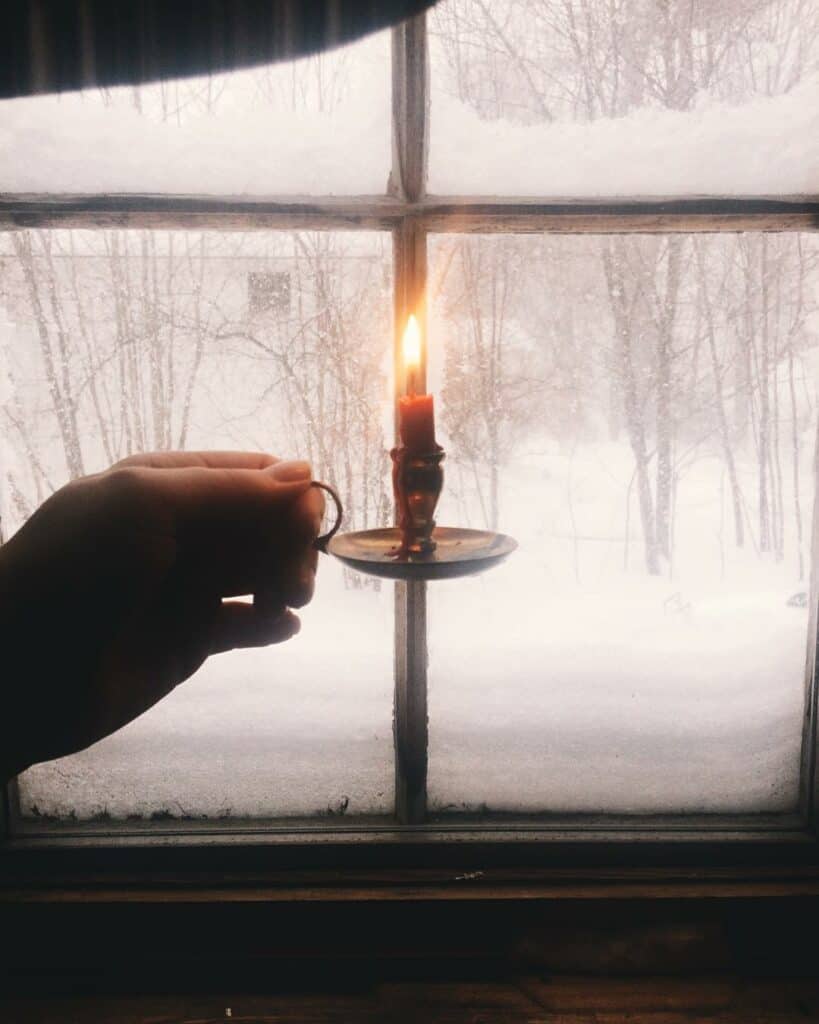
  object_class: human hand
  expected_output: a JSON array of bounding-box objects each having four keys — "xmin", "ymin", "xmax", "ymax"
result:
[{"xmin": 0, "ymin": 452, "xmax": 324, "ymax": 780}]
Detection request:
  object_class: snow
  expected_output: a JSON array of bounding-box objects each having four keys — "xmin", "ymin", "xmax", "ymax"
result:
[
  {"xmin": 19, "ymin": 433, "xmax": 812, "ymax": 819},
  {"xmin": 429, "ymin": 72, "xmax": 819, "ymax": 196},
  {"xmin": 4, "ymin": 229, "xmax": 396, "ymax": 821},
  {"xmin": 20, "ymin": 559, "xmax": 395, "ymax": 820},
  {"xmin": 422, "ymin": 229, "xmax": 817, "ymax": 815},
  {"xmin": 427, "ymin": 444, "xmax": 810, "ymax": 814},
  {"xmin": 0, "ymin": 310, "xmax": 14, "ymax": 406},
  {"xmin": 0, "ymin": 32, "xmax": 390, "ymax": 195},
  {"xmin": 1, "ymin": 0, "xmax": 817, "ymax": 820},
  {"xmin": 1, "ymin": 12, "xmax": 815, "ymax": 198},
  {"xmin": 5, "ymin": 225, "xmax": 816, "ymax": 821}
]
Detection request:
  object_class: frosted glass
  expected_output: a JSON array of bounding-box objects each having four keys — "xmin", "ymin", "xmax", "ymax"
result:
[
  {"xmin": 427, "ymin": 233, "xmax": 817, "ymax": 814},
  {"xmin": 0, "ymin": 30, "xmax": 390, "ymax": 195},
  {"xmin": 1, "ymin": 228, "xmax": 394, "ymax": 820},
  {"xmin": 429, "ymin": 0, "xmax": 819, "ymax": 195}
]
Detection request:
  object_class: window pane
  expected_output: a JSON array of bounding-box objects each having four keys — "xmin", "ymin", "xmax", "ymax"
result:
[
  {"xmin": 0, "ymin": 30, "xmax": 389, "ymax": 195},
  {"xmin": 429, "ymin": 0, "xmax": 819, "ymax": 195},
  {"xmin": 1, "ymin": 228, "xmax": 394, "ymax": 820},
  {"xmin": 427, "ymin": 232, "xmax": 818, "ymax": 814}
]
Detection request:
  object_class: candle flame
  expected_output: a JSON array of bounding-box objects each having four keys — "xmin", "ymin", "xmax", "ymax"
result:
[{"xmin": 402, "ymin": 314, "xmax": 421, "ymax": 370}]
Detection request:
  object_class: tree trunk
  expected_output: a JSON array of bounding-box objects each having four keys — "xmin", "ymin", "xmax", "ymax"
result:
[
  {"xmin": 788, "ymin": 347, "xmax": 804, "ymax": 580},
  {"xmin": 654, "ymin": 237, "xmax": 682, "ymax": 562},
  {"xmin": 12, "ymin": 232, "xmax": 85, "ymax": 480},
  {"xmin": 602, "ymin": 239, "xmax": 660, "ymax": 575},
  {"xmin": 695, "ymin": 240, "xmax": 744, "ymax": 547},
  {"xmin": 758, "ymin": 238, "xmax": 772, "ymax": 553}
]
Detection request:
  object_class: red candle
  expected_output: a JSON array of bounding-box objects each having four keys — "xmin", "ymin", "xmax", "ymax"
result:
[
  {"xmin": 398, "ymin": 314, "xmax": 437, "ymax": 453},
  {"xmin": 399, "ymin": 392, "xmax": 436, "ymax": 452}
]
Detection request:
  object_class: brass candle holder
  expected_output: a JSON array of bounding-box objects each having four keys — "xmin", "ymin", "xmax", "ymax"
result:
[
  {"xmin": 312, "ymin": 307, "xmax": 515, "ymax": 581},
  {"xmin": 390, "ymin": 444, "xmax": 445, "ymax": 558},
  {"xmin": 314, "ymin": 470, "xmax": 517, "ymax": 582}
]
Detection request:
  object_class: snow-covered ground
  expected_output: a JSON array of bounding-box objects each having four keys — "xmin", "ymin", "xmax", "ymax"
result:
[
  {"xmin": 17, "ymin": 433, "xmax": 814, "ymax": 820},
  {"xmin": 1, "ymin": 26, "xmax": 815, "ymax": 197},
  {"xmin": 428, "ymin": 441, "xmax": 811, "ymax": 814},
  {"xmin": 20, "ymin": 558, "xmax": 395, "ymax": 820},
  {"xmin": 0, "ymin": 31, "xmax": 391, "ymax": 194},
  {"xmin": 3, "ymin": 0, "xmax": 817, "ymax": 820},
  {"xmin": 429, "ymin": 72, "xmax": 819, "ymax": 196}
]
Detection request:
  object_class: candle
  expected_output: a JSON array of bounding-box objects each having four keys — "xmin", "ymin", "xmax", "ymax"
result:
[
  {"xmin": 398, "ymin": 315, "xmax": 437, "ymax": 453},
  {"xmin": 391, "ymin": 314, "xmax": 444, "ymax": 558}
]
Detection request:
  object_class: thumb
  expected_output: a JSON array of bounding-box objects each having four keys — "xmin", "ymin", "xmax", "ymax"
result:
[
  {"xmin": 272, "ymin": 461, "xmax": 325, "ymax": 540},
  {"xmin": 269, "ymin": 460, "xmax": 313, "ymax": 485},
  {"xmin": 209, "ymin": 602, "xmax": 301, "ymax": 654},
  {"xmin": 266, "ymin": 461, "xmax": 318, "ymax": 520}
]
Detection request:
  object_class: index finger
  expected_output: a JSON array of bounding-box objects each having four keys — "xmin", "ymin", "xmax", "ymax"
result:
[
  {"xmin": 104, "ymin": 462, "xmax": 315, "ymax": 537},
  {"xmin": 113, "ymin": 451, "xmax": 281, "ymax": 472}
]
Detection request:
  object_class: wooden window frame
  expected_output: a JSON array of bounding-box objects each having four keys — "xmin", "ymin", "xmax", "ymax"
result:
[{"xmin": 1, "ymin": 12, "xmax": 819, "ymax": 875}]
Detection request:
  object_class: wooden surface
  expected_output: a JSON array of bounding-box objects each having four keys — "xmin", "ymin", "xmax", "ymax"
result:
[
  {"xmin": 5, "ymin": 866, "xmax": 819, "ymax": 903},
  {"xmin": 802, "ymin": 419, "xmax": 819, "ymax": 825},
  {"xmin": 3, "ymin": 977, "xmax": 819, "ymax": 1023},
  {"xmin": 4, "ymin": 896, "xmax": 819, "ymax": 974},
  {"xmin": 3, "ymin": 897, "xmax": 819, "ymax": 1020}
]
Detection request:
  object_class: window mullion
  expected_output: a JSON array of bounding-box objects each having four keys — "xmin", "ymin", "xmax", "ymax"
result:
[
  {"xmin": 391, "ymin": 13, "xmax": 430, "ymax": 826},
  {"xmin": 2, "ymin": 778, "xmax": 21, "ymax": 838},
  {"xmin": 2, "ymin": 198, "xmax": 813, "ymax": 234},
  {"xmin": 392, "ymin": 217, "xmax": 429, "ymax": 825},
  {"xmin": 390, "ymin": 15, "xmax": 429, "ymax": 203},
  {"xmin": 800, "ymin": 422, "xmax": 819, "ymax": 832}
]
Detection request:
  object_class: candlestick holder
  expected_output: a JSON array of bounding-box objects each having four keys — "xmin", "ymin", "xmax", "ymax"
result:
[
  {"xmin": 390, "ymin": 444, "xmax": 444, "ymax": 558},
  {"xmin": 312, "ymin": 470, "xmax": 517, "ymax": 582}
]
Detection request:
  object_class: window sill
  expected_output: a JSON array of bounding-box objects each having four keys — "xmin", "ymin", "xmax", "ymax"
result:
[
  {"xmin": 3, "ymin": 827, "xmax": 819, "ymax": 904},
  {"xmin": 3, "ymin": 869, "xmax": 819, "ymax": 905}
]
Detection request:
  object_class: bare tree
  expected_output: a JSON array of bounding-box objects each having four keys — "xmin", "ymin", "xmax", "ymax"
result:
[{"xmin": 438, "ymin": 237, "xmax": 541, "ymax": 531}]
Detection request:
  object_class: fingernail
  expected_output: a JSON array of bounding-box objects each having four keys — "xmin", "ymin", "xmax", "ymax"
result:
[{"xmin": 270, "ymin": 460, "xmax": 311, "ymax": 483}]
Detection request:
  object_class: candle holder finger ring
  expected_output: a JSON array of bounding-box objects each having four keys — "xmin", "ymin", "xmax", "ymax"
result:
[{"xmin": 311, "ymin": 481, "xmax": 344, "ymax": 553}]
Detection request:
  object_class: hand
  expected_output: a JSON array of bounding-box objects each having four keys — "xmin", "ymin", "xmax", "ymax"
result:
[{"xmin": 0, "ymin": 452, "xmax": 324, "ymax": 780}]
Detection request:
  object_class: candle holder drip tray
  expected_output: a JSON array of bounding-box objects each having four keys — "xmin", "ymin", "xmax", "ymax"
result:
[{"xmin": 328, "ymin": 526, "xmax": 517, "ymax": 581}]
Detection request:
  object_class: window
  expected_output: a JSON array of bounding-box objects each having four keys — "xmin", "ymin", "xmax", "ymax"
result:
[
  {"xmin": 248, "ymin": 270, "xmax": 292, "ymax": 317},
  {"xmin": 427, "ymin": 232, "xmax": 816, "ymax": 816},
  {"xmin": 0, "ymin": 32, "xmax": 390, "ymax": 195},
  {"xmin": 428, "ymin": 0, "xmax": 819, "ymax": 195},
  {"xmin": 1, "ymin": 1, "xmax": 817, "ymax": 849},
  {"xmin": 2, "ymin": 230, "xmax": 394, "ymax": 822}
]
